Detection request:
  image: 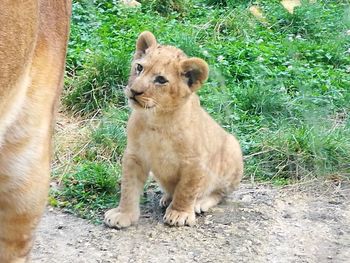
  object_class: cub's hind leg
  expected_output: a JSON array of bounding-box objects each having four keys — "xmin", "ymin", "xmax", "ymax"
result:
[
  {"xmin": 163, "ymin": 164, "xmax": 205, "ymax": 227},
  {"xmin": 159, "ymin": 192, "xmax": 172, "ymax": 208},
  {"xmin": 104, "ymin": 153, "xmax": 148, "ymax": 229},
  {"xmin": 195, "ymin": 192, "xmax": 223, "ymax": 214}
]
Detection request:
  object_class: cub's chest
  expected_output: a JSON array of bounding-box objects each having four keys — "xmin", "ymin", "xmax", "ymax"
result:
[{"xmin": 136, "ymin": 127, "xmax": 181, "ymax": 167}]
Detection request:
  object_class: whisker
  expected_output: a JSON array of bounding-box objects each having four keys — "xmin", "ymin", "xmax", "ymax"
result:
[
  {"xmin": 154, "ymin": 100, "xmax": 162, "ymax": 111},
  {"xmin": 136, "ymin": 96, "xmax": 160, "ymax": 111}
]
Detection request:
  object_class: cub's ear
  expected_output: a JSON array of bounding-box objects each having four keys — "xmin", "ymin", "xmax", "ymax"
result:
[
  {"xmin": 180, "ymin": 58, "xmax": 209, "ymax": 92},
  {"xmin": 134, "ymin": 31, "xmax": 157, "ymax": 59}
]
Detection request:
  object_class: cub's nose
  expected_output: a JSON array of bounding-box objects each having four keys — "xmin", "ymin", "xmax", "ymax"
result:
[{"xmin": 130, "ymin": 89, "xmax": 144, "ymax": 97}]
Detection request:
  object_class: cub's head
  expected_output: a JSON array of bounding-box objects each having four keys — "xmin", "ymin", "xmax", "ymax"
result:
[{"xmin": 125, "ymin": 31, "xmax": 209, "ymax": 112}]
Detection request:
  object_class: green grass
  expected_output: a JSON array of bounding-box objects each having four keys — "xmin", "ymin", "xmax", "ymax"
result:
[
  {"xmin": 55, "ymin": 0, "xmax": 350, "ymax": 221},
  {"xmin": 50, "ymin": 161, "xmax": 120, "ymax": 223}
]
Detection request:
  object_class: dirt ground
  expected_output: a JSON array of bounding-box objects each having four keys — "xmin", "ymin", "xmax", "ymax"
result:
[{"xmin": 31, "ymin": 180, "xmax": 350, "ymax": 263}]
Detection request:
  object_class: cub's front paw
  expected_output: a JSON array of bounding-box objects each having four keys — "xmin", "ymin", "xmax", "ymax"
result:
[
  {"xmin": 104, "ymin": 208, "xmax": 139, "ymax": 229},
  {"xmin": 163, "ymin": 206, "xmax": 196, "ymax": 227}
]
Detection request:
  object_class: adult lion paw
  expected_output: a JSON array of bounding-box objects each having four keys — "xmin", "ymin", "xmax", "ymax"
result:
[
  {"xmin": 163, "ymin": 206, "xmax": 196, "ymax": 226},
  {"xmin": 104, "ymin": 208, "xmax": 139, "ymax": 229}
]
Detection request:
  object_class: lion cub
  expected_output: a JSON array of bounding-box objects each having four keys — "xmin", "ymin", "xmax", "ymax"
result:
[{"xmin": 104, "ymin": 31, "xmax": 243, "ymax": 228}]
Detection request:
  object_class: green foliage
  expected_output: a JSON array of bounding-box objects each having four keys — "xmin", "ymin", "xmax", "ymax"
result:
[
  {"xmin": 204, "ymin": 0, "xmax": 251, "ymax": 7},
  {"xmin": 57, "ymin": 0, "xmax": 350, "ymax": 220},
  {"xmin": 141, "ymin": 0, "xmax": 192, "ymax": 15},
  {"xmin": 264, "ymin": 1, "xmax": 350, "ymax": 41},
  {"xmin": 51, "ymin": 161, "xmax": 120, "ymax": 222},
  {"xmin": 65, "ymin": 54, "xmax": 129, "ymax": 114},
  {"xmin": 91, "ymin": 108, "xmax": 129, "ymax": 161},
  {"xmin": 245, "ymin": 120, "xmax": 350, "ymax": 181}
]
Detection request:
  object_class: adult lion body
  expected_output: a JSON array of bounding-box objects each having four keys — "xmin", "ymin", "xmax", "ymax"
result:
[
  {"xmin": 105, "ymin": 32, "xmax": 243, "ymax": 228},
  {"xmin": 0, "ymin": 1, "xmax": 71, "ymax": 262}
]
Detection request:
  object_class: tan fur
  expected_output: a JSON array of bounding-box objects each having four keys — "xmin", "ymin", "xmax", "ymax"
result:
[
  {"xmin": 105, "ymin": 31, "xmax": 243, "ymax": 228},
  {"xmin": 281, "ymin": 0, "xmax": 301, "ymax": 14},
  {"xmin": 281, "ymin": 0, "xmax": 316, "ymax": 14},
  {"xmin": 121, "ymin": 0, "xmax": 141, "ymax": 7},
  {"xmin": 0, "ymin": 1, "xmax": 71, "ymax": 262}
]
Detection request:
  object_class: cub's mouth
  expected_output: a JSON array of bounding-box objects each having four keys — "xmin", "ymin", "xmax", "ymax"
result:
[
  {"xmin": 125, "ymin": 86, "xmax": 155, "ymax": 109},
  {"xmin": 128, "ymin": 96, "xmax": 141, "ymax": 106},
  {"xmin": 128, "ymin": 97, "xmax": 155, "ymax": 109}
]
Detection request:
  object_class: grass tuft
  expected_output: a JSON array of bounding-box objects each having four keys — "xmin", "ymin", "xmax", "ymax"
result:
[
  {"xmin": 51, "ymin": 161, "xmax": 120, "ymax": 223},
  {"xmin": 64, "ymin": 54, "xmax": 129, "ymax": 114}
]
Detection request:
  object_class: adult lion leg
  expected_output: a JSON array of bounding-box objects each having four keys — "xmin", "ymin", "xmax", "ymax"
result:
[
  {"xmin": 0, "ymin": 132, "xmax": 51, "ymax": 263},
  {"xmin": 0, "ymin": 1, "xmax": 71, "ymax": 262},
  {"xmin": 0, "ymin": 181, "xmax": 49, "ymax": 263},
  {"xmin": 0, "ymin": 2, "xmax": 41, "ymax": 262}
]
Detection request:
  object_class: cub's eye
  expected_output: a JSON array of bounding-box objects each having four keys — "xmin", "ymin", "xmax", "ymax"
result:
[
  {"xmin": 136, "ymin": 63, "xmax": 143, "ymax": 73},
  {"xmin": 155, "ymin": 76, "xmax": 168, "ymax": 84}
]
